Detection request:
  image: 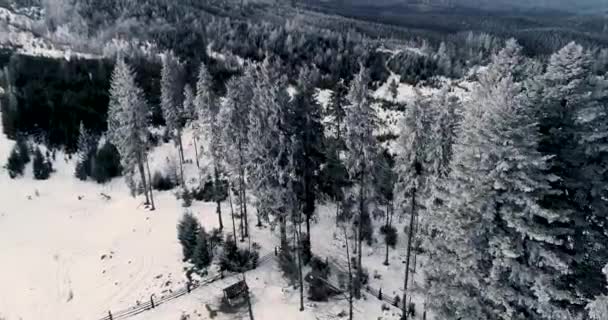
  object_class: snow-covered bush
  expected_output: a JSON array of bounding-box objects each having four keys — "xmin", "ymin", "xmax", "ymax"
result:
[
  {"xmin": 177, "ymin": 212, "xmax": 199, "ymax": 262},
  {"xmin": 380, "ymin": 225, "xmax": 398, "ymax": 248},
  {"xmin": 32, "ymin": 147, "xmax": 52, "ymax": 180},
  {"xmin": 219, "ymin": 236, "xmax": 259, "ymax": 273},
  {"xmin": 91, "ymin": 142, "xmax": 122, "ymax": 183},
  {"xmin": 5, "ymin": 137, "xmax": 30, "ymax": 178},
  {"xmin": 191, "ymin": 227, "xmax": 212, "ymax": 273},
  {"xmin": 151, "ymin": 170, "xmax": 175, "ymax": 191}
]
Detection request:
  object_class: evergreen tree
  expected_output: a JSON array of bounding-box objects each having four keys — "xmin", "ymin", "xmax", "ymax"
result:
[
  {"xmin": 343, "ymin": 66, "xmax": 381, "ymax": 298},
  {"xmin": 32, "ymin": 147, "xmax": 52, "ymax": 180},
  {"xmin": 107, "ymin": 58, "xmax": 153, "ymax": 208},
  {"xmin": 290, "ymin": 65, "xmax": 325, "ymax": 254},
  {"xmin": 395, "ymin": 90, "xmax": 435, "ymax": 317},
  {"xmin": 6, "ymin": 144, "xmax": 25, "ymax": 178},
  {"xmin": 326, "ymin": 79, "xmax": 349, "ymax": 141},
  {"xmin": 426, "ymin": 41, "xmax": 575, "ymax": 320},
  {"xmin": 247, "ymin": 58, "xmax": 291, "ymax": 246},
  {"xmin": 177, "ymin": 212, "xmax": 200, "ymax": 262},
  {"xmin": 75, "ymin": 122, "xmax": 97, "ymax": 180},
  {"xmin": 537, "ymin": 41, "xmax": 608, "ymax": 315},
  {"xmin": 196, "ymin": 62, "xmax": 224, "ymax": 230},
  {"xmin": 220, "ymin": 66, "xmax": 255, "ymax": 240},
  {"xmin": 160, "ymin": 51, "xmax": 185, "ymax": 183},
  {"xmin": 91, "ymin": 141, "xmax": 122, "ymax": 183},
  {"xmin": 192, "ymin": 227, "xmax": 212, "ymax": 271},
  {"xmin": 388, "ymin": 79, "xmax": 399, "ymax": 101}
]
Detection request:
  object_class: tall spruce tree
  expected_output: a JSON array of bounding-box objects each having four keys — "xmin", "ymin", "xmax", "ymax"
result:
[
  {"xmin": 160, "ymin": 52, "xmax": 186, "ymax": 185},
  {"xmin": 537, "ymin": 41, "xmax": 608, "ymax": 315},
  {"xmin": 107, "ymin": 58, "xmax": 153, "ymax": 208},
  {"xmin": 247, "ymin": 57, "xmax": 291, "ymax": 249},
  {"xmin": 290, "ymin": 66, "xmax": 325, "ymax": 255},
  {"xmin": 343, "ymin": 66, "xmax": 381, "ymax": 298},
  {"xmin": 395, "ymin": 89, "xmax": 435, "ymax": 318},
  {"xmin": 196, "ymin": 62, "xmax": 224, "ymax": 230},
  {"xmin": 220, "ymin": 66, "xmax": 255, "ymax": 241}
]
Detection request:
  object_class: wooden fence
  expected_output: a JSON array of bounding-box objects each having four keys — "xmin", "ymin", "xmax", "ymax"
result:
[{"xmin": 97, "ymin": 252, "xmax": 274, "ymax": 320}]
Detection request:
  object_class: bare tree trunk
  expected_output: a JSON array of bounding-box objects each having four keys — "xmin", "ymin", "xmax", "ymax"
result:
[
  {"xmin": 256, "ymin": 206, "xmax": 263, "ymax": 227},
  {"xmin": 356, "ymin": 172, "xmax": 364, "ymax": 299},
  {"xmin": 294, "ymin": 208, "xmax": 304, "ymax": 311},
  {"xmin": 145, "ymin": 155, "xmax": 155, "ymax": 211},
  {"xmin": 193, "ymin": 136, "xmax": 200, "ymax": 169},
  {"xmin": 344, "ymin": 227, "xmax": 353, "ymax": 320},
  {"xmin": 177, "ymin": 129, "xmax": 185, "ymax": 163},
  {"xmin": 384, "ymin": 203, "xmax": 391, "ymax": 266},
  {"xmin": 335, "ymin": 200, "xmax": 340, "ymax": 224},
  {"xmin": 137, "ymin": 154, "xmax": 150, "ymax": 205},
  {"xmin": 402, "ymin": 187, "xmax": 417, "ymax": 320},
  {"xmin": 238, "ymin": 141, "xmax": 248, "ymax": 238},
  {"xmin": 214, "ymin": 164, "xmax": 223, "ymax": 230},
  {"xmin": 229, "ymin": 183, "xmax": 237, "ymax": 245},
  {"xmin": 279, "ymin": 215, "xmax": 288, "ymax": 251}
]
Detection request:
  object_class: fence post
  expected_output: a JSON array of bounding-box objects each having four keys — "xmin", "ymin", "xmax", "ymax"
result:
[
  {"xmin": 108, "ymin": 310, "xmax": 113, "ymax": 320},
  {"xmin": 187, "ymin": 281, "xmax": 191, "ymax": 294},
  {"xmin": 150, "ymin": 294, "xmax": 155, "ymax": 309}
]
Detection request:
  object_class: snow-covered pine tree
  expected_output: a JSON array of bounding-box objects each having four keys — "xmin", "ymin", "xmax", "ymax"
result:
[
  {"xmin": 107, "ymin": 58, "xmax": 153, "ymax": 208},
  {"xmin": 246, "ymin": 57, "xmax": 291, "ymax": 249},
  {"xmin": 182, "ymin": 84, "xmax": 200, "ymax": 169},
  {"xmin": 388, "ymin": 78, "xmax": 399, "ymax": 101},
  {"xmin": 219, "ymin": 66, "xmax": 255, "ymax": 241},
  {"xmin": 343, "ymin": 65, "xmax": 381, "ymax": 298},
  {"xmin": 426, "ymin": 40, "xmax": 576, "ymax": 320},
  {"xmin": 75, "ymin": 121, "xmax": 96, "ymax": 180},
  {"xmin": 587, "ymin": 264, "xmax": 608, "ymax": 319},
  {"xmin": 538, "ymin": 41, "xmax": 608, "ymax": 314},
  {"xmin": 290, "ymin": 65, "xmax": 325, "ymax": 256},
  {"xmin": 394, "ymin": 89, "xmax": 435, "ymax": 317},
  {"xmin": 195, "ymin": 62, "xmax": 224, "ymax": 230},
  {"xmin": 326, "ymin": 79, "xmax": 349, "ymax": 142},
  {"xmin": 160, "ymin": 51, "xmax": 185, "ymax": 184}
]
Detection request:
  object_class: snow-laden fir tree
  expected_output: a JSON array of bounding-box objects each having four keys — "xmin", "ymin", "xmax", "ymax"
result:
[
  {"xmin": 326, "ymin": 79, "xmax": 349, "ymax": 142},
  {"xmin": 425, "ymin": 40, "xmax": 576, "ymax": 320},
  {"xmin": 394, "ymin": 89, "xmax": 435, "ymax": 317},
  {"xmin": 220, "ymin": 64, "xmax": 255, "ymax": 240},
  {"xmin": 537, "ymin": 41, "xmax": 608, "ymax": 314},
  {"xmin": 195, "ymin": 62, "xmax": 224, "ymax": 230},
  {"xmin": 160, "ymin": 51, "xmax": 185, "ymax": 184},
  {"xmin": 182, "ymin": 84, "xmax": 200, "ymax": 168},
  {"xmin": 343, "ymin": 65, "xmax": 381, "ymax": 298},
  {"xmin": 587, "ymin": 264, "xmax": 608, "ymax": 319},
  {"xmin": 290, "ymin": 65, "xmax": 325, "ymax": 255},
  {"xmin": 107, "ymin": 58, "xmax": 153, "ymax": 208},
  {"xmin": 247, "ymin": 57, "xmax": 291, "ymax": 249}
]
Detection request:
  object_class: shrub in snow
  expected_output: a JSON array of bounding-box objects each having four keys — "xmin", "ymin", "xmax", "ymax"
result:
[
  {"xmin": 182, "ymin": 187, "xmax": 193, "ymax": 207},
  {"xmin": 308, "ymin": 257, "xmax": 336, "ymax": 301},
  {"xmin": 191, "ymin": 227, "xmax": 212, "ymax": 273},
  {"xmin": 278, "ymin": 246, "xmax": 299, "ymax": 284},
  {"xmin": 32, "ymin": 147, "xmax": 52, "ymax": 180},
  {"xmin": 219, "ymin": 236, "xmax": 259, "ymax": 273},
  {"xmin": 91, "ymin": 142, "xmax": 122, "ymax": 183},
  {"xmin": 152, "ymin": 170, "xmax": 175, "ymax": 191},
  {"xmin": 380, "ymin": 225, "xmax": 398, "ymax": 248},
  {"xmin": 16, "ymin": 137, "xmax": 31, "ymax": 164},
  {"xmin": 192, "ymin": 176, "xmax": 228, "ymax": 202},
  {"xmin": 6, "ymin": 145, "xmax": 25, "ymax": 178},
  {"xmin": 177, "ymin": 213, "xmax": 200, "ymax": 262}
]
